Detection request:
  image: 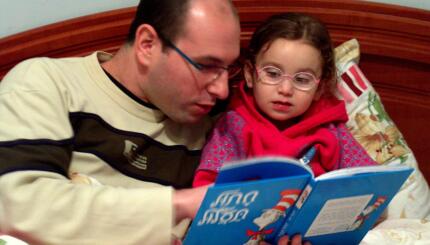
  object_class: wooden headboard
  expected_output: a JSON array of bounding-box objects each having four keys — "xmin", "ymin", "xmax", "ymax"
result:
[{"xmin": 0, "ymin": 0, "xmax": 429, "ymax": 182}]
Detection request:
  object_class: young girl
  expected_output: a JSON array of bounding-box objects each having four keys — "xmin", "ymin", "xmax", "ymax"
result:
[{"xmin": 193, "ymin": 13, "xmax": 376, "ymax": 187}]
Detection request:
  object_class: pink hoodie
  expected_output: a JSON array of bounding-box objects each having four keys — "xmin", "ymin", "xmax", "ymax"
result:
[{"xmin": 193, "ymin": 81, "xmax": 374, "ymax": 187}]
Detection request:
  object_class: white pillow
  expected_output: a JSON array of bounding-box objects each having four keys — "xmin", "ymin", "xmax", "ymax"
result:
[{"xmin": 334, "ymin": 39, "xmax": 430, "ymax": 220}]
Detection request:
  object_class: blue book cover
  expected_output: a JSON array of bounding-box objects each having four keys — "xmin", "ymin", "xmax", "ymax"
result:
[
  {"xmin": 275, "ymin": 165, "xmax": 413, "ymax": 245},
  {"xmin": 183, "ymin": 157, "xmax": 413, "ymax": 245}
]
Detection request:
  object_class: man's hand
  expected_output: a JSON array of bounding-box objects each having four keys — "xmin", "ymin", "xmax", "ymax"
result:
[{"xmin": 173, "ymin": 185, "xmax": 209, "ymax": 224}]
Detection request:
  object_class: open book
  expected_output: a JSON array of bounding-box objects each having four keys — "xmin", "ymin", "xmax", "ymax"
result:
[{"xmin": 183, "ymin": 157, "xmax": 413, "ymax": 245}]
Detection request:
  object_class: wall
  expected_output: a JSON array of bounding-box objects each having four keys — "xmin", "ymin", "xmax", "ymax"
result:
[
  {"xmin": 0, "ymin": 0, "xmax": 139, "ymax": 38},
  {"xmin": 365, "ymin": 0, "xmax": 430, "ymax": 10},
  {"xmin": 0, "ymin": 0, "xmax": 429, "ymax": 39}
]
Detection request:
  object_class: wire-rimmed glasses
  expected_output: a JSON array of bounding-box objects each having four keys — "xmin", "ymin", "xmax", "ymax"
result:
[{"xmin": 256, "ymin": 66, "xmax": 320, "ymax": 91}]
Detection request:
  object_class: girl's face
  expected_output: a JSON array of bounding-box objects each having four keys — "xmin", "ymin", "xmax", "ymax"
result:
[{"xmin": 245, "ymin": 38, "xmax": 323, "ymax": 128}]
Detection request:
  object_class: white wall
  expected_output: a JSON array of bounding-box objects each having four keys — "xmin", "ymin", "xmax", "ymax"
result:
[
  {"xmin": 0, "ymin": 0, "xmax": 429, "ymax": 38},
  {"xmin": 365, "ymin": 0, "xmax": 430, "ymax": 10},
  {"xmin": 0, "ymin": 0, "xmax": 139, "ymax": 38}
]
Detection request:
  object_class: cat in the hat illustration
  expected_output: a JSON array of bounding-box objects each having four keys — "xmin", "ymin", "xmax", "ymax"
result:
[
  {"xmin": 349, "ymin": 196, "xmax": 387, "ymax": 230},
  {"xmin": 244, "ymin": 189, "xmax": 302, "ymax": 245}
]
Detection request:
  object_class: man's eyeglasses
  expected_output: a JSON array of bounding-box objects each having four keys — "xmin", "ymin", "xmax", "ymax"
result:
[
  {"xmin": 163, "ymin": 39, "xmax": 241, "ymax": 83},
  {"xmin": 256, "ymin": 66, "xmax": 320, "ymax": 91}
]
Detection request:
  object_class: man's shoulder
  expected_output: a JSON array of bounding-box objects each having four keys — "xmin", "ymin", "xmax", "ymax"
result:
[
  {"xmin": 0, "ymin": 53, "xmax": 103, "ymax": 93},
  {"xmin": 6, "ymin": 52, "xmax": 102, "ymax": 75},
  {"xmin": 4, "ymin": 55, "xmax": 82, "ymax": 78},
  {"xmin": 3, "ymin": 52, "xmax": 103, "ymax": 81},
  {"xmin": 7, "ymin": 56, "xmax": 54, "ymax": 73}
]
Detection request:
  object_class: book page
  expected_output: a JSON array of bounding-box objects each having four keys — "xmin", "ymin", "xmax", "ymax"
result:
[
  {"xmin": 304, "ymin": 194, "xmax": 373, "ymax": 237},
  {"xmin": 316, "ymin": 164, "xmax": 411, "ymax": 180}
]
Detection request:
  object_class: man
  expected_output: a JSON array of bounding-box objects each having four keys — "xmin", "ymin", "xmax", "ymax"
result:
[{"xmin": 0, "ymin": 0, "xmax": 240, "ymax": 244}]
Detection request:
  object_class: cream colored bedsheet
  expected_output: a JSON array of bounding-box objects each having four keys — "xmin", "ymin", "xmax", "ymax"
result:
[{"xmin": 361, "ymin": 218, "xmax": 430, "ymax": 245}]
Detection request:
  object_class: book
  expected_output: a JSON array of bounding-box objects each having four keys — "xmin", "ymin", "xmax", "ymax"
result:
[{"xmin": 183, "ymin": 156, "xmax": 413, "ymax": 245}]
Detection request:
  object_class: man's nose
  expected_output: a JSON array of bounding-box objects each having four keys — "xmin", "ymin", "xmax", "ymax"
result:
[{"xmin": 207, "ymin": 71, "xmax": 229, "ymax": 100}]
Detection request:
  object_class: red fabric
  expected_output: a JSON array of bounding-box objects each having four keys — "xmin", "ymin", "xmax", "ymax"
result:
[
  {"xmin": 230, "ymin": 81, "xmax": 348, "ymax": 175},
  {"xmin": 193, "ymin": 81, "xmax": 351, "ymax": 187},
  {"xmin": 193, "ymin": 170, "xmax": 218, "ymax": 187},
  {"xmin": 246, "ymin": 228, "xmax": 274, "ymax": 239}
]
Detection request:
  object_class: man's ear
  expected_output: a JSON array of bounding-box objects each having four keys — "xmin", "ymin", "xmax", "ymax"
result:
[
  {"xmin": 243, "ymin": 61, "xmax": 255, "ymax": 88},
  {"xmin": 133, "ymin": 24, "xmax": 161, "ymax": 65}
]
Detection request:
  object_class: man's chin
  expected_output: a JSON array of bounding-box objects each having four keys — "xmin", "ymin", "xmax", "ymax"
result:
[
  {"xmin": 171, "ymin": 114, "xmax": 206, "ymax": 125},
  {"xmin": 183, "ymin": 116, "xmax": 206, "ymax": 125},
  {"xmin": 166, "ymin": 106, "xmax": 211, "ymax": 124}
]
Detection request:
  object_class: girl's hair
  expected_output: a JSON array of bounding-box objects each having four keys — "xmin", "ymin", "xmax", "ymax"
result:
[{"xmin": 247, "ymin": 13, "xmax": 337, "ymax": 97}]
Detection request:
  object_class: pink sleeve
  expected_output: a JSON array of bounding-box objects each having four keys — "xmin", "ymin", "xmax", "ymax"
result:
[
  {"xmin": 336, "ymin": 123, "xmax": 377, "ymax": 168},
  {"xmin": 197, "ymin": 111, "xmax": 246, "ymax": 173}
]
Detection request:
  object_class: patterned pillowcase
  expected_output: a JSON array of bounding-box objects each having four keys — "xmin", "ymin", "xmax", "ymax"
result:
[
  {"xmin": 338, "ymin": 62, "xmax": 412, "ymax": 165},
  {"xmin": 334, "ymin": 39, "xmax": 430, "ymax": 220}
]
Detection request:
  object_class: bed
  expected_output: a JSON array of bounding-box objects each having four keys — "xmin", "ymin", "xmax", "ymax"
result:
[
  {"xmin": 0, "ymin": 0, "xmax": 429, "ymax": 243},
  {"xmin": 0, "ymin": 0, "xmax": 428, "ymax": 183}
]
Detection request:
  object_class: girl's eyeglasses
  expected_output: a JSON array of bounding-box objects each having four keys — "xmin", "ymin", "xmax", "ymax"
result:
[{"xmin": 256, "ymin": 66, "xmax": 320, "ymax": 91}]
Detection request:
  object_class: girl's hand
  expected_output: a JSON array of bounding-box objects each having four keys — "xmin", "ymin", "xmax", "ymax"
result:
[{"xmin": 259, "ymin": 234, "xmax": 312, "ymax": 245}]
